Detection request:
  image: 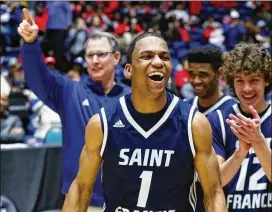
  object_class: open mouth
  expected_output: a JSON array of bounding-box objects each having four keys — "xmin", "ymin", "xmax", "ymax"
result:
[
  {"xmin": 242, "ymin": 94, "xmax": 257, "ymax": 101},
  {"xmin": 148, "ymin": 72, "xmax": 164, "ymax": 82}
]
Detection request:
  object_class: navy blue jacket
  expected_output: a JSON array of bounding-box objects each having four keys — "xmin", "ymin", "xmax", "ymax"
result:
[{"xmin": 21, "ymin": 41, "xmax": 131, "ymax": 206}]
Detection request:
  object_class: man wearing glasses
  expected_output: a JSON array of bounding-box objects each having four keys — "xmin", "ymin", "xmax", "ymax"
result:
[{"xmin": 18, "ymin": 9, "xmax": 131, "ymax": 211}]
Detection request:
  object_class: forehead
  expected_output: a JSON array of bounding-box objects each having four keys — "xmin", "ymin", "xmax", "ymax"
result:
[
  {"xmin": 188, "ymin": 63, "xmax": 213, "ymax": 72},
  {"xmin": 234, "ymin": 71, "xmax": 264, "ymax": 78},
  {"xmin": 135, "ymin": 36, "xmax": 168, "ymax": 53},
  {"xmin": 86, "ymin": 37, "xmax": 111, "ymax": 52}
]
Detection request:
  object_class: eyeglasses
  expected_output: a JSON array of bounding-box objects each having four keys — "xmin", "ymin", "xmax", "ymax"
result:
[{"xmin": 85, "ymin": 52, "xmax": 114, "ymax": 60}]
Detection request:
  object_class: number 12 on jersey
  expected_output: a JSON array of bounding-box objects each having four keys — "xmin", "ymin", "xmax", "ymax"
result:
[{"xmin": 137, "ymin": 171, "xmax": 153, "ymax": 208}]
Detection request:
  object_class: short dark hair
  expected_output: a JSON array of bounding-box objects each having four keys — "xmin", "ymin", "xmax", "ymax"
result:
[
  {"xmin": 84, "ymin": 32, "xmax": 119, "ymax": 52},
  {"xmin": 188, "ymin": 45, "xmax": 223, "ymax": 72},
  {"xmin": 127, "ymin": 32, "xmax": 166, "ymax": 64}
]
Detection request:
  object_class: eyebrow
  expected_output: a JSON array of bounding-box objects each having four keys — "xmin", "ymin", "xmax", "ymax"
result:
[{"xmin": 139, "ymin": 50, "xmax": 170, "ymax": 55}]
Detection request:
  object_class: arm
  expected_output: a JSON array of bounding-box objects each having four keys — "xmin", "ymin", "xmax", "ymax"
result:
[
  {"xmin": 18, "ymin": 9, "xmax": 72, "ymax": 112},
  {"xmin": 62, "ymin": 114, "xmax": 103, "ymax": 211},
  {"xmin": 192, "ymin": 112, "xmax": 227, "ymax": 212},
  {"xmin": 227, "ymin": 106, "xmax": 271, "ymax": 181},
  {"xmin": 217, "ymin": 144, "xmax": 249, "ymax": 186}
]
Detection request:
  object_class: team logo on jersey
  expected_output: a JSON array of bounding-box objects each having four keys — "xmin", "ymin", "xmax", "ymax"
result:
[
  {"xmin": 82, "ymin": 99, "xmax": 89, "ymax": 106},
  {"xmin": 113, "ymin": 120, "xmax": 125, "ymax": 128}
]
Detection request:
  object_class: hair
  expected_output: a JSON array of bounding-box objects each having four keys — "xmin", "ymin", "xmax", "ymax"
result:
[
  {"xmin": 187, "ymin": 45, "xmax": 223, "ymax": 72},
  {"xmin": 222, "ymin": 43, "xmax": 272, "ymax": 94},
  {"xmin": 84, "ymin": 32, "xmax": 119, "ymax": 52},
  {"xmin": 127, "ymin": 32, "xmax": 166, "ymax": 64}
]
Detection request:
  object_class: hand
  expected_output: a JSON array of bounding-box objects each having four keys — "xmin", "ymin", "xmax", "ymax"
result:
[
  {"xmin": 17, "ymin": 8, "xmax": 39, "ymax": 43},
  {"xmin": 226, "ymin": 106, "xmax": 263, "ymax": 145}
]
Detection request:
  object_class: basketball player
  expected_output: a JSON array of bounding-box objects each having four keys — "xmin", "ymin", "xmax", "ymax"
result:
[
  {"xmin": 63, "ymin": 32, "xmax": 227, "ymax": 212},
  {"xmin": 186, "ymin": 45, "xmax": 237, "ymax": 212},
  {"xmin": 186, "ymin": 45, "xmax": 236, "ymax": 116},
  {"xmin": 208, "ymin": 43, "xmax": 271, "ymax": 211}
]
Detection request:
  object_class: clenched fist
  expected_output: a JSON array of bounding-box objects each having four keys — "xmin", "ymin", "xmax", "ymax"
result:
[{"xmin": 17, "ymin": 8, "xmax": 39, "ymax": 43}]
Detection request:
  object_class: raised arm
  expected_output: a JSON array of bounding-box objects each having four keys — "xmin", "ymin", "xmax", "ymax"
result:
[
  {"xmin": 18, "ymin": 8, "xmax": 71, "ymax": 111},
  {"xmin": 192, "ymin": 112, "xmax": 227, "ymax": 212},
  {"xmin": 62, "ymin": 114, "xmax": 103, "ymax": 211}
]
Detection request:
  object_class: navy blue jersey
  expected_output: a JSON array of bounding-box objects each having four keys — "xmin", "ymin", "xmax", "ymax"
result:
[
  {"xmin": 208, "ymin": 104, "xmax": 272, "ymax": 211},
  {"xmin": 99, "ymin": 93, "xmax": 199, "ymax": 212},
  {"xmin": 186, "ymin": 95, "xmax": 237, "ymax": 212},
  {"xmin": 185, "ymin": 95, "xmax": 236, "ymax": 116}
]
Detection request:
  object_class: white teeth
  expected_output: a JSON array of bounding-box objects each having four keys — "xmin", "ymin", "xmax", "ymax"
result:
[
  {"xmin": 148, "ymin": 72, "xmax": 164, "ymax": 77},
  {"xmin": 195, "ymin": 86, "xmax": 203, "ymax": 89},
  {"xmin": 243, "ymin": 95, "xmax": 254, "ymax": 98}
]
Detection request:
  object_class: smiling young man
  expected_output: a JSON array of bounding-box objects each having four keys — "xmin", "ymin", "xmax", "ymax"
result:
[
  {"xmin": 63, "ymin": 32, "xmax": 227, "ymax": 212},
  {"xmin": 208, "ymin": 43, "xmax": 271, "ymax": 211},
  {"xmin": 186, "ymin": 45, "xmax": 236, "ymax": 116},
  {"xmin": 186, "ymin": 45, "xmax": 237, "ymax": 212}
]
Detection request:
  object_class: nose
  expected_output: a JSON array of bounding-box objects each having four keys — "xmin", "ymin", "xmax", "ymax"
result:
[
  {"xmin": 151, "ymin": 55, "xmax": 163, "ymax": 68},
  {"xmin": 91, "ymin": 55, "xmax": 99, "ymax": 63},
  {"xmin": 243, "ymin": 82, "xmax": 253, "ymax": 92},
  {"xmin": 191, "ymin": 75, "xmax": 202, "ymax": 84}
]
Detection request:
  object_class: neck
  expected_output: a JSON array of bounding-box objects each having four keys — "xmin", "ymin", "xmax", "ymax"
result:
[
  {"xmin": 97, "ymin": 74, "xmax": 116, "ymax": 94},
  {"xmin": 241, "ymin": 100, "xmax": 268, "ymax": 114},
  {"xmin": 198, "ymin": 89, "xmax": 222, "ymax": 108},
  {"xmin": 131, "ymin": 91, "xmax": 167, "ymax": 114}
]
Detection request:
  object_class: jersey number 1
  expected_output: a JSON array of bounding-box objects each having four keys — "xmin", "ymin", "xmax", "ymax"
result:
[{"xmin": 137, "ymin": 171, "xmax": 153, "ymax": 208}]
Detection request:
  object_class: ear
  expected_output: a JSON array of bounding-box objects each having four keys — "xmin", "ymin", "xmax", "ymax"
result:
[
  {"xmin": 125, "ymin": 64, "xmax": 132, "ymax": 79},
  {"xmin": 216, "ymin": 67, "xmax": 223, "ymax": 80},
  {"xmin": 264, "ymin": 82, "xmax": 270, "ymax": 87},
  {"xmin": 113, "ymin": 51, "xmax": 121, "ymax": 65}
]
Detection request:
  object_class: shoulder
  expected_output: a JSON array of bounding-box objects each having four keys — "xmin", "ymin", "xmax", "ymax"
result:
[{"xmin": 192, "ymin": 111, "xmax": 212, "ymax": 147}]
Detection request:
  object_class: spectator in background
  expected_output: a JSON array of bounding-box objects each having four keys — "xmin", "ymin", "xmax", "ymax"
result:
[
  {"xmin": 45, "ymin": 56, "xmax": 62, "ymax": 75},
  {"xmin": 66, "ymin": 70, "xmax": 81, "ymax": 82},
  {"xmin": 44, "ymin": 2, "xmax": 72, "ymax": 72},
  {"xmin": 165, "ymin": 2, "xmax": 189, "ymax": 24},
  {"xmin": 223, "ymin": 10, "xmax": 246, "ymax": 51},
  {"xmin": 1, "ymin": 94, "xmax": 25, "ymax": 144},
  {"xmin": 34, "ymin": 2, "xmax": 48, "ymax": 38},
  {"xmin": 66, "ymin": 17, "xmax": 88, "ymax": 61},
  {"xmin": 0, "ymin": 4, "xmax": 12, "ymax": 52}
]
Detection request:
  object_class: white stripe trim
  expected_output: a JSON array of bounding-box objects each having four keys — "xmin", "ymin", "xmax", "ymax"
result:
[
  {"xmin": 188, "ymin": 105, "xmax": 196, "ymax": 158},
  {"xmin": 119, "ymin": 95, "xmax": 179, "ymax": 139},
  {"xmin": 189, "ymin": 171, "xmax": 197, "ymax": 211},
  {"xmin": 216, "ymin": 110, "xmax": 226, "ymax": 146},
  {"xmin": 232, "ymin": 104, "xmax": 271, "ymax": 124},
  {"xmin": 192, "ymin": 96, "xmax": 198, "ymax": 109},
  {"xmin": 260, "ymin": 105, "xmax": 271, "ymax": 124},
  {"xmin": 203, "ymin": 95, "xmax": 233, "ymax": 116},
  {"xmin": 32, "ymin": 100, "xmax": 44, "ymax": 112},
  {"xmin": 100, "ymin": 108, "xmax": 108, "ymax": 157}
]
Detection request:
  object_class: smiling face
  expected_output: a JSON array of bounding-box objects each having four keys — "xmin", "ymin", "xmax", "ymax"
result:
[
  {"xmin": 234, "ymin": 71, "xmax": 269, "ymax": 113},
  {"xmin": 85, "ymin": 37, "xmax": 120, "ymax": 83},
  {"xmin": 188, "ymin": 63, "xmax": 219, "ymax": 98},
  {"xmin": 125, "ymin": 36, "xmax": 172, "ymax": 99}
]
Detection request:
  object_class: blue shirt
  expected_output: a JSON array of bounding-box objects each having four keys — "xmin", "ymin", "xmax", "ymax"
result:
[
  {"xmin": 208, "ymin": 104, "xmax": 272, "ymax": 211},
  {"xmin": 99, "ymin": 92, "xmax": 199, "ymax": 211},
  {"xmin": 21, "ymin": 41, "xmax": 131, "ymax": 206}
]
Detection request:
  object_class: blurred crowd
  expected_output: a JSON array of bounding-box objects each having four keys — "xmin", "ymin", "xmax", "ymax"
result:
[{"xmin": 1, "ymin": 1, "xmax": 271, "ymax": 145}]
